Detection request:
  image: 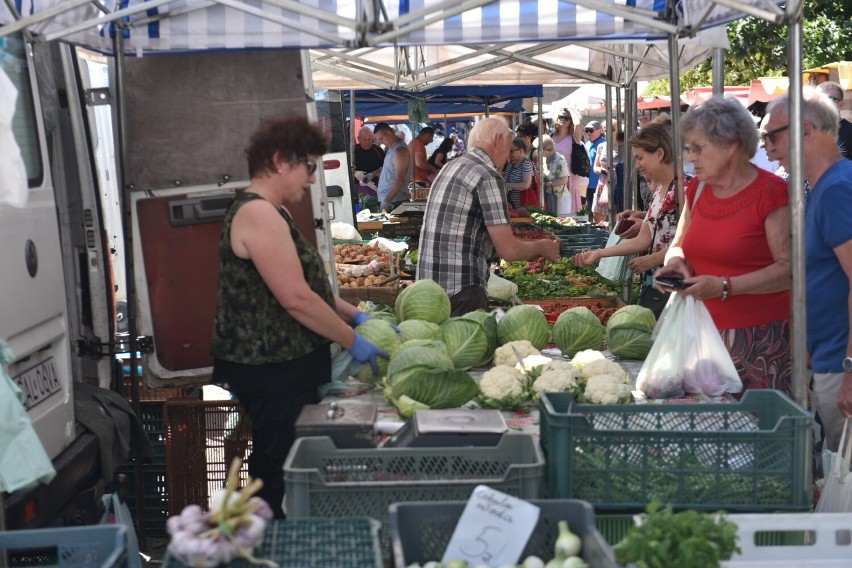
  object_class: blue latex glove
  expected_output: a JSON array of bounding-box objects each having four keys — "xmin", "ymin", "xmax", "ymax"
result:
[
  {"xmin": 352, "ymin": 310, "xmax": 372, "ymax": 327},
  {"xmin": 347, "ymin": 334, "xmax": 389, "ymax": 377}
]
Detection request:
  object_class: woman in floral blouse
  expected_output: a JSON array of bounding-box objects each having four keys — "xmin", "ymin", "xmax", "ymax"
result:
[{"xmin": 571, "ymin": 117, "xmax": 681, "ymax": 280}]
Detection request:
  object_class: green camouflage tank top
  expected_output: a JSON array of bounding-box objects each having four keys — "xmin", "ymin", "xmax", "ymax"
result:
[{"xmin": 210, "ymin": 192, "xmax": 335, "ymax": 364}]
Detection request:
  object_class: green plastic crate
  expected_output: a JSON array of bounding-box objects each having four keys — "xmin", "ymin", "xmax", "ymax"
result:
[
  {"xmin": 164, "ymin": 518, "xmax": 382, "ymax": 568},
  {"xmin": 389, "ymin": 499, "xmax": 619, "ymax": 568},
  {"xmin": 283, "ymin": 434, "xmax": 544, "ymax": 557},
  {"xmin": 540, "ymin": 390, "xmax": 812, "ymax": 512}
]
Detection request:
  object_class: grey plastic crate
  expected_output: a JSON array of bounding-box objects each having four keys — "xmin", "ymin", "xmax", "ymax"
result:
[
  {"xmin": 0, "ymin": 525, "xmax": 128, "ymax": 568},
  {"xmin": 389, "ymin": 499, "xmax": 619, "ymax": 568},
  {"xmin": 283, "ymin": 434, "xmax": 544, "ymax": 557}
]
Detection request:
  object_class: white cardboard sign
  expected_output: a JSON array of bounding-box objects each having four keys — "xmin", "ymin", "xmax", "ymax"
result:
[{"xmin": 441, "ymin": 485, "xmax": 540, "ymax": 567}]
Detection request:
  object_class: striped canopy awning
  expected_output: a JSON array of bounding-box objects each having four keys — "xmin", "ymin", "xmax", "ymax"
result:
[{"xmin": 3, "ymin": 0, "xmax": 785, "ymax": 54}]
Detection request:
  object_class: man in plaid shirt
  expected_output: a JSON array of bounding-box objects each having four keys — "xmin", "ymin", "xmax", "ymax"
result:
[{"xmin": 417, "ymin": 117, "xmax": 561, "ymax": 316}]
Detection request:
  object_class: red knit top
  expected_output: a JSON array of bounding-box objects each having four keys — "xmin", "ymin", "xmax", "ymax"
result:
[{"xmin": 682, "ymin": 169, "xmax": 790, "ymax": 330}]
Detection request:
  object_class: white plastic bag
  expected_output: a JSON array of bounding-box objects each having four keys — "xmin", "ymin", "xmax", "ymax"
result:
[
  {"xmin": 636, "ymin": 294, "xmax": 687, "ymax": 399},
  {"xmin": 330, "ymin": 222, "xmax": 362, "ymax": 241},
  {"xmin": 816, "ymin": 419, "xmax": 852, "ymax": 513},
  {"xmin": 101, "ymin": 493, "xmax": 142, "ymax": 568},
  {"xmin": 637, "ymin": 295, "xmax": 741, "ymax": 399},
  {"xmin": 680, "ymin": 296, "xmax": 741, "ymax": 396},
  {"xmin": 0, "ymin": 68, "xmax": 28, "ymax": 208},
  {"xmin": 595, "ymin": 229, "xmax": 635, "ymax": 282},
  {"xmin": 487, "ymin": 272, "xmax": 519, "ymax": 300}
]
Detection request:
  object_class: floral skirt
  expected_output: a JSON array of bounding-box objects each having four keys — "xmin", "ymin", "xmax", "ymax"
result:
[{"xmin": 719, "ymin": 318, "xmax": 792, "ymax": 399}]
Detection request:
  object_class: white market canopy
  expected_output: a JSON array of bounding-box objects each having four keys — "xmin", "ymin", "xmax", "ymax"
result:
[{"xmin": 2, "ymin": 0, "xmax": 791, "ymax": 89}]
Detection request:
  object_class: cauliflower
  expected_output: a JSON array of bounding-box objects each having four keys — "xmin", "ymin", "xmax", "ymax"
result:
[
  {"xmin": 580, "ymin": 358, "xmax": 627, "ymax": 380},
  {"xmin": 477, "ymin": 365, "xmax": 529, "ymax": 409},
  {"xmin": 532, "ymin": 366, "xmax": 582, "ymax": 400},
  {"xmin": 543, "ymin": 359, "xmax": 581, "ymax": 374},
  {"xmin": 494, "ymin": 340, "xmax": 540, "ymax": 367},
  {"xmin": 515, "ymin": 354, "xmax": 553, "ymax": 377},
  {"xmin": 571, "ymin": 349, "xmax": 606, "ymax": 369},
  {"xmin": 583, "ymin": 374, "xmax": 633, "ymax": 404}
]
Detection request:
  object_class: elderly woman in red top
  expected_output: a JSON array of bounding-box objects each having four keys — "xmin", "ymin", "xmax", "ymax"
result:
[{"xmin": 655, "ymin": 96, "xmax": 792, "ymax": 397}]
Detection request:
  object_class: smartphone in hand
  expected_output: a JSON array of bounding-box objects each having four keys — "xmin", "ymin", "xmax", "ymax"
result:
[{"xmin": 655, "ymin": 276, "xmax": 690, "ymax": 289}]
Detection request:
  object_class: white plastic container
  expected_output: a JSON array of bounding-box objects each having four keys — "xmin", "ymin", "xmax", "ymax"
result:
[{"xmin": 723, "ymin": 512, "xmax": 852, "ymax": 567}]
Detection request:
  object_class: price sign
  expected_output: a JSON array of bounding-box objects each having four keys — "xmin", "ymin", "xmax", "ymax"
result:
[{"xmin": 441, "ymin": 485, "xmax": 540, "ymax": 567}]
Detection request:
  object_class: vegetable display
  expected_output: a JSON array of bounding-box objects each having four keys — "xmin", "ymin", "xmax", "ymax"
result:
[
  {"xmin": 440, "ymin": 317, "xmax": 490, "ymax": 370},
  {"xmin": 500, "ymin": 258, "xmax": 618, "ymax": 300},
  {"xmin": 395, "ymin": 279, "xmax": 451, "ymax": 324},
  {"xmin": 384, "ymin": 346, "xmax": 479, "ymax": 418},
  {"xmin": 551, "ymin": 307, "xmax": 605, "ymax": 356},
  {"xmin": 497, "ymin": 305, "xmax": 551, "ymax": 349},
  {"xmin": 604, "ymin": 305, "xmax": 656, "ymax": 359},
  {"xmin": 612, "ymin": 502, "xmax": 740, "ymax": 568}
]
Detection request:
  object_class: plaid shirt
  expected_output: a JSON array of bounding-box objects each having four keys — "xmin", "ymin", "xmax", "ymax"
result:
[{"xmin": 417, "ymin": 147, "xmax": 510, "ymax": 296}]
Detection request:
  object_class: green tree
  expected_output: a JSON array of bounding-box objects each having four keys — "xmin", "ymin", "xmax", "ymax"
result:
[{"xmin": 642, "ymin": 0, "xmax": 852, "ymax": 96}]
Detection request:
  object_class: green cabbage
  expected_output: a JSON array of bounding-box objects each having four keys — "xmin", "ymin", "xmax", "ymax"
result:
[
  {"xmin": 353, "ymin": 318, "xmax": 401, "ymax": 384},
  {"xmin": 497, "ymin": 305, "xmax": 551, "ymax": 349},
  {"xmin": 606, "ymin": 305, "xmax": 656, "ymax": 359},
  {"xmin": 552, "ymin": 307, "xmax": 605, "ymax": 357},
  {"xmin": 397, "ymin": 339, "xmax": 450, "ymax": 359},
  {"xmin": 395, "ymin": 279, "xmax": 451, "ymax": 325},
  {"xmin": 439, "ymin": 317, "xmax": 490, "ymax": 370},
  {"xmin": 398, "ymin": 319, "xmax": 442, "ymax": 343},
  {"xmin": 459, "ymin": 310, "xmax": 497, "ymax": 367},
  {"xmin": 385, "ymin": 346, "xmax": 478, "ymax": 416}
]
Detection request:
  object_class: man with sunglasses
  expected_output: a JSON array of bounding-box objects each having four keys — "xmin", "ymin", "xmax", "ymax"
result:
[
  {"xmin": 817, "ymin": 81, "xmax": 852, "ymax": 159},
  {"xmin": 584, "ymin": 120, "xmax": 606, "ymax": 210},
  {"xmin": 373, "ymin": 122, "xmax": 411, "ymax": 213},
  {"xmin": 765, "ymin": 88, "xmax": 852, "ymax": 453}
]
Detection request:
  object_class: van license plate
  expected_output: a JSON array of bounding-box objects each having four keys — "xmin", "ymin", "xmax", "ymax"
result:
[{"xmin": 13, "ymin": 357, "xmax": 61, "ymax": 411}]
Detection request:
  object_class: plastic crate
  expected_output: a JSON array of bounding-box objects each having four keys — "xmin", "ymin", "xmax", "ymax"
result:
[
  {"xmin": 115, "ymin": 464, "xmax": 169, "ymax": 538},
  {"xmin": 163, "ymin": 518, "xmax": 382, "ymax": 568},
  {"xmin": 163, "ymin": 400, "xmax": 253, "ymax": 515},
  {"xmin": 283, "ymin": 434, "xmax": 544, "ymax": 556},
  {"xmin": 389, "ymin": 499, "xmax": 619, "ymax": 568},
  {"xmin": 722, "ymin": 512, "xmax": 852, "ymax": 566},
  {"xmin": 540, "ymin": 389, "xmax": 812, "ymax": 511},
  {"xmin": 0, "ymin": 525, "xmax": 128, "ymax": 568}
]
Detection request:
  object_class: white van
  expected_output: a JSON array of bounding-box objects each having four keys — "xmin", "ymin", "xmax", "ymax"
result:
[{"xmin": 1, "ymin": 35, "xmax": 350, "ymax": 527}]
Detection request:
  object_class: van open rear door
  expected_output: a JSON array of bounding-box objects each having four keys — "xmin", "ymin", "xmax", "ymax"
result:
[{"xmin": 117, "ymin": 50, "xmax": 336, "ymax": 388}]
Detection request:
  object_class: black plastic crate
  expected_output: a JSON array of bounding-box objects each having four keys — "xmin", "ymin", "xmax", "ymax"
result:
[{"xmin": 116, "ymin": 464, "xmax": 169, "ymax": 538}]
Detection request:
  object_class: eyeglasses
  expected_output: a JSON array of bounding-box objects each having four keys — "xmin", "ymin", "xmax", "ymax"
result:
[
  {"xmin": 557, "ymin": 115, "xmax": 570, "ymax": 122},
  {"xmin": 760, "ymin": 124, "xmax": 789, "ymax": 145},
  {"xmin": 294, "ymin": 156, "xmax": 318, "ymax": 175},
  {"xmin": 683, "ymin": 141, "xmax": 709, "ymax": 156},
  {"xmin": 584, "ymin": 128, "xmax": 596, "ymax": 133}
]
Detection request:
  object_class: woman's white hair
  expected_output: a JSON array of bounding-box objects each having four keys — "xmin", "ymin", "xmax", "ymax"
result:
[{"xmin": 680, "ymin": 96, "xmax": 759, "ymax": 159}]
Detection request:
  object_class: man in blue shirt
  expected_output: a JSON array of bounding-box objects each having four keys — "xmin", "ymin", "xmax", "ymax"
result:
[
  {"xmin": 584, "ymin": 120, "xmax": 606, "ymax": 210},
  {"xmin": 765, "ymin": 89, "xmax": 852, "ymax": 452}
]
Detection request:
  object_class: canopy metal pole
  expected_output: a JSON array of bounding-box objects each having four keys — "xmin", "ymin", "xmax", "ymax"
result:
[
  {"xmin": 667, "ymin": 33, "xmax": 684, "ymax": 212},
  {"xmin": 624, "ymin": 47, "xmax": 636, "ymax": 213},
  {"xmin": 538, "ymin": 96, "xmax": 546, "ymax": 209},
  {"xmin": 712, "ymin": 48, "xmax": 726, "ymax": 96},
  {"xmin": 604, "ymin": 84, "xmax": 614, "ymax": 227},
  {"xmin": 787, "ymin": 16, "xmax": 807, "ymax": 408}
]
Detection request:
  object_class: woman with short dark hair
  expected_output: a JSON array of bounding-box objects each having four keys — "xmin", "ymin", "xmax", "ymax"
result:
[{"xmin": 211, "ymin": 114, "xmax": 388, "ymax": 518}]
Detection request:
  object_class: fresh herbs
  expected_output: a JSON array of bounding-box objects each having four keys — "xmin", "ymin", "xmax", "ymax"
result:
[{"xmin": 613, "ymin": 502, "xmax": 740, "ymax": 568}]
